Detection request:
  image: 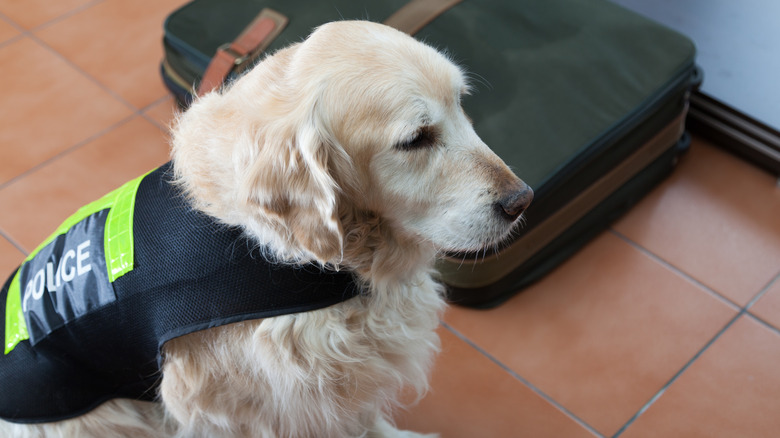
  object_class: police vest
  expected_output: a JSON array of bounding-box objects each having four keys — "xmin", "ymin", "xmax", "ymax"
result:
[{"xmin": 0, "ymin": 162, "xmax": 361, "ymax": 424}]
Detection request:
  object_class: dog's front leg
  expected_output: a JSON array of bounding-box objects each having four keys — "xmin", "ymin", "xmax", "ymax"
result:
[
  {"xmin": 159, "ymin": 322, "xmax": 280, "ymax": 438},
  {"xmin": 160, "ymin": 318, "xmax": 384, "ymax": 438}
]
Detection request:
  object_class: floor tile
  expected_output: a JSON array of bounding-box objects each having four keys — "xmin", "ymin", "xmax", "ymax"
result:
[
  {"xmin": 394, "ymin": 326, "xmax": 597, "ymax": 438},
  {"xmin": 0, "ymin": 117, "xmax": 170, "ymax": 252},
  {"xmin": 35, "ymin": 0, "xmax": 190, "ymax": 109},
  {"xmin": 620, "ymin": 315, "xmax": 780, "ymax": 438},
  {"xmin": 748, "ymin": 275, "xmax": 780, "ymax": 331},
  {"xmin": 0, "ymin": 0, "xmax": 95, "ymax": 30},
  {"xmin": 613, "ymin": 138, "xmax": 780, "ymax": 305},
  {"xmin": 0, "ymin": 16, "xmax": 19, "ymax": 44},
  {"xmin": 0, "ymin": 37, "xmax": 132, "ymax": 185},
  {"xmin": 444, "ymin": 232, "xmax": 736, "ymax": 436},
  {"xmin": 0, "ymin": 235, "xmax": 25, "ymax": 275},
  {"xmin": 143, "ymin": 95, "xmax": 180, "ymax": 131}
]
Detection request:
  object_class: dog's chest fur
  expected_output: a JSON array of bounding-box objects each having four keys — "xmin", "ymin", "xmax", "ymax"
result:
[{"xmin": 159, "ymin": 272, "xmax": 446, "ymax": 437}]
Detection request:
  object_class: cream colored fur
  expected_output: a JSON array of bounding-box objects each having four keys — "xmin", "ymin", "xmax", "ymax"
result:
[{"xmin": 1, "ymin": 21, "xmax": 530, "ymax": 438}]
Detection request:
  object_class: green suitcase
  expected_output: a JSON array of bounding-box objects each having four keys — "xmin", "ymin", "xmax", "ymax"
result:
[{"xmin": 161, "ymin": 0, "xmax": 699, "ymax": 307}]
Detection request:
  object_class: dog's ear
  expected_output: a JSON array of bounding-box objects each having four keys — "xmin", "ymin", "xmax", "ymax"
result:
[
  {"xmin": 242, "ymin": 111, "xmax": 344, "ymax": 263},
  {"xmin": 177, "ymin": 43, "xmax": 344, "ymax": 263}
]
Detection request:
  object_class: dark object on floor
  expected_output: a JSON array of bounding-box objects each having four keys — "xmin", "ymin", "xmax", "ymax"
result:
[{"xmin": 160, "ymin": 0, "xmax": 698, "ymax": 308}]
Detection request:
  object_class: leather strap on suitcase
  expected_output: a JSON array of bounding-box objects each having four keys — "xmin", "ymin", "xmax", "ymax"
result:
[
  {"xmin": 384, "ymin": 0, "xmax": 462, "ymax": 35},
  {"xmin": 198, "ymin": 8, "xmax": 288, "ymax": 95},
  {"xmin": 197, "ymin": 0, "xmax": 462, "ymax": 96}
]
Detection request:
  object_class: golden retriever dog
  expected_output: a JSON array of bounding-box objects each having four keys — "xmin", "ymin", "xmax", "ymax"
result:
[{"xmin": 1, "ymin": 20, "xmax": 531, "ymax": 438}]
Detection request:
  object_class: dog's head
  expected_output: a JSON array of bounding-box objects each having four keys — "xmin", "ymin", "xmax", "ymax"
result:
[{"xmin": 172, "ymin": 21, "xmax": 532, "ymax": 265}]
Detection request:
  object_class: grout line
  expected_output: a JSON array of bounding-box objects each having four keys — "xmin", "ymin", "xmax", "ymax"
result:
[
  {"xmin": 139, "ymin": 95, "xmax": 179, "ymax": 133},
  {"xmin": 747, "ymin": 312, "xmax": 780, "ymax": 338},
  {"xmin": 0, "ymin": 0, "xmax": 153, "ymax": 117},
  {"xmin": 0, "ymin": 12, "xmax": 25, "ymax": 50},
  {"xmin": 609, "ymin": 229, "xmax": 741, "ymax": 311},
  {"xmin": 0, "ymin": 33, "xmax": 24, "ymax": 51},
  {"xmin": 744, "ymin": 270, "xmax": 780, "ymax": 311},
  {"xmin": 0, "ymin": 0, "xmax": 108, "ymax": 35},
  {"xmin": 608, "ymin": 232, "xmax": 780, "ymax": 436},
  {"xmin": 611, "ymin": 311, "xmax": 744, "ymax": 437},
  {"xmin": 0, "ymin": 11, "xmax": 24, "ymax": 31},
  {"xmin": 27, "ymin": 28, "xmax": 176, "ymax": 132},
  {"xmin": 140, "ymin": 94, "xmax": 176, "ymax": 113},
  {"xmin": 0, "ymin": 1, "xmax": 104, "ymax": 49},
  {"xmin": 141, "ymin": 113, "xmax": 171, "ymax": 135},
  {"xmin": 0, "ymin": 228, "xmax": 29, "ymax": 257},
  {"xmin": 27, "ymin": 0, "xmax": 109, "ymax": 33},
  {"xmin": 0, "ymin": 7, "xmax": 166, "ymax": 188},
  {"xmin": 28, "ymin": 32, "xmax": 139, "ymax": 113},
  {"xmin": 439, "ymin": 321, "xmax": 607, "ymax": 438},
  {"xmin": 0, "ymin": 33, "xmax": 22, "ymax": 50},
  {"xmin": 744, "ymin": 271, "xmax": 780, "ymax": 333},
  {"xmin": 0, "ymin": 114, "xmax": 137, "ymax": 191}
]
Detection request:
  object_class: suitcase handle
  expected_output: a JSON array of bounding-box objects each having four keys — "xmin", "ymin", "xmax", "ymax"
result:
[
  {"xmin": 197, "ymin": 0, "xmax": 460, "ymax": 96},
  {"xmin": 385, "ymin": 0, "xmax": 462, "ymax": 35},
  {"xmin": 198, "ymin": 8, "xmax": 288, "ymax": 96}
]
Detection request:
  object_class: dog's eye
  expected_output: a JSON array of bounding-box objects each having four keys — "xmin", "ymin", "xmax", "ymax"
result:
[{"xmin": 396, "ymin": 126, "xmax": 437, "ymax": 151}]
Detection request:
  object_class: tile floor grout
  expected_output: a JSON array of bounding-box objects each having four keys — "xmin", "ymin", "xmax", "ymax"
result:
[
  {"xmin": 0, "ymin": 1, "xmax": 107, "ymax": 31},
  {"xmin": 0, "ymin": 114, "xmax": 138, "ymax": 193},
  {"xmin": 25, "ymin": 0, "xmax": 109, "ymax": 34},
  {"xmin": 28, "ymin": 32, "xmax": 140, "ymax": 113},
  {"xmin": 0, "ymin": 13, "xmax": 24, "ymax": 50},
  {"xmin": 140, "ymin": 95, "xmax": 179, "ymax": 132},
  {"xmin": 443, "ymin": 258, "xmax": 780, "ymax": 438},
  {"xmin": 0, "ymin": 11, "xmax": 22, "ymax": 31},
  {"xmin": 439, "ymin": 320, "xmax": 607, "ymax": 438},
  {"xmin": 452, "ymin": 230, "xmax": 780, "ymax": 437},
  {"xmin": 0, "ymin": 9, "xmax": 175, "ymax": 188},
  {"xmin": 746, "ymin": 311, "xmax": 780, "ymax": 339},
  {"xmin": 611, "ymin": 269, "xmax": 780, "ymax": 437},
  {"xmin": 0, "ymin": 0, "xmax": 104, "ymax": 51},
  {"xmin": 0, "ymin": 106, "xmax": 171, "ymax": 256},
  {"xmin": 0, "ymin": 228, "xmax": 28, "ymax": 257},
  {"xmin": 610, "ymin": 310, "xmax": 744, "ymax": 437},
  {"xmin": 0, "ymin": 91, "xmax": 171, "ymax": 194},
  {"xmin": 744, "ymin": 271, "xmax": 780, "ymax": 333},
  {"xmin": 3, "ymin": 4, "xmax": 172, "ymax": 117},
  {"xmin": 0, "ymin": 33, "xmax": 23, "ymax": 51},
  {"xmin": 609, "ymin": 228, "xmax": 742, "ymax": 311},
  {"xmin": 142, "ymin": 113, "xmax": 172, "ymax": 134},
  {"xmin": 744, "ymin": 270, "xmax": 780, "ymax": 310}
]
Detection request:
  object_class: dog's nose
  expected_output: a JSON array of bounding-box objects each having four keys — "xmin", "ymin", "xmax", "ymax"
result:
[{"xmin": 496, "ymin": 184, "xmax": 533, "ymax": 222}]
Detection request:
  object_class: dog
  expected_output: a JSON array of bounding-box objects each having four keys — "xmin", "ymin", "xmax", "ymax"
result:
[{"xmin": 0, "ymin": 21, "xmax": 532, "ymax": 437}]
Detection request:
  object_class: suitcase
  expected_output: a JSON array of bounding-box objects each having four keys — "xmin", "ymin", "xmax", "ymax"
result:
[{"xmin": 161, "ymin": 0, "xmax": 700, "ymax": 308}]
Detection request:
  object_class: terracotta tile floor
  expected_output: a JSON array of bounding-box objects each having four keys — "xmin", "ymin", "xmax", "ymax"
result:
[{"xmin": 1, "ymin": 2, "xmax": 779, "ymax": 437}]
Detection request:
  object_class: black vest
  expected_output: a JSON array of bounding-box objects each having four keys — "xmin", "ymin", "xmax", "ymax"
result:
[{"xmin": 0, "ymin": 162, "xmax": 361, "ymax": 423}]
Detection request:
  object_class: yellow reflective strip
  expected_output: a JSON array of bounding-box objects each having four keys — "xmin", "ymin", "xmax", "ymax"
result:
[
  {"xmin": 4, "ymin": 167, "xmax": 155, "ymax": 355},
  {"xmin": 25, "ymin": 195, "xmax": 115, "ymax": 263},
  {"xmin": 105, "ymin": 170, "xmax": 151, "ymax": 282},
  {"xmin": 4, "ymin": 271, "xmax": 26, "ymax": 354},
  {"xmin": 3, "ymin": 194, "xmax": 115, "ymax": 355}
]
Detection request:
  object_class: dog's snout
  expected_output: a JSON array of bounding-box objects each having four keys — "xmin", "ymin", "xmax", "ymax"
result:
[{"xmin": 496, "ymin": 184, "xmax": 533, "ymax": 222}]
